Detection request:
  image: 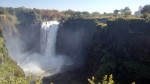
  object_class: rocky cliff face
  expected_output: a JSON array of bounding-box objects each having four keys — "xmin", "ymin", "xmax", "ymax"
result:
[
  {"xmin": 16, "ymin": 22, "xmax": 41, "ymax": 53},
  {"xmin": 56, "ymin": 18, "xmax": 97, "ymax": 66},
  {"xmin": 43, "ymin": 18, "xmax": 97, "ymax": 84},
  {"xmin": 46, "ymin": 18, "xmax": 150, "ymax": 84},
  {"xmin": 85, "ymin": 19, "xmax": 150, "ymax": 84},
  {"xmin": 15, "ymin": 10, "xmax": 41, "ymax": 53}
]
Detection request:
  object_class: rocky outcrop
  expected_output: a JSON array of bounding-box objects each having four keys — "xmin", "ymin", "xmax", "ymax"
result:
[{"xmin": 56, "ymin": 18, "xmax": 97, "ymax": 66}]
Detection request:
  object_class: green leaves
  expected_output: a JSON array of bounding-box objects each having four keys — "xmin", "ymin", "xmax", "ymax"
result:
[
  {"xmin": 141, "ymin": 5, "xmax": 150, "ymax": 14},
  {"xmin": 88, "ymin": 74, "xmax": 114, "ymax": 84}
]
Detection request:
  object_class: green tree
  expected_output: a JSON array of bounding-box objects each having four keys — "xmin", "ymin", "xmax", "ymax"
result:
[
  {"xmin": 124, "ymin": 11, "xmax": 131, "ymax": 16},
  {"xmin": 142, "ymin": 12, "xmax": 150, "ymax": 21},
  {"xmin": 0, "ymin": 7, "xmax": 4, "ymax": 14},
  {"xmin": 7, "ymin": 7, "xmax": 16, "ymax": 15},
  {"xmin": 120, "ymin": 7, "xmax": 131, "ymax": 15},
  {"xmin": 113, "ymin": 9, "xmax": 120, "ymax": 16},
  {"xmin": 92, "ymin": 12, "xmax": 101, "ymax": 18},
  {"xmin": 82, "ymin": 11, "xmax": 90, "ymax": 18},
  {"xmin": 119, "ymin": 9, "xmax": 124, "ymax": 14},
  {"xmin": 141, "ymin": 5, "xmax": 150, "ymax": 14},
  {"xmin": 134, "ymin": 6, "xmax": 142, "ymax": 16},
  {"xmin": 124, "ymin": 7, "xmax": 131, "ymax": 13}
]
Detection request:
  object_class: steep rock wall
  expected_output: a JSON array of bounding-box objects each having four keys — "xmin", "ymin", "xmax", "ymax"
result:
[
  {"xmin": 85, "ymin": 19, "xmax": 150, "ymax": 84},
  {"xmin": 43, "ymin": 18, "xmax": 97, "ymax": 84},
  {"xmin": 56, "ymin": 18, "xmax": 97, "ymax": 66}
]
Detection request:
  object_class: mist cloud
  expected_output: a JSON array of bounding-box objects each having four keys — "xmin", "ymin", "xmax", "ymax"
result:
[{"xmin": 4, "ymin": 21, "xmax": 72, "ymax": 77}]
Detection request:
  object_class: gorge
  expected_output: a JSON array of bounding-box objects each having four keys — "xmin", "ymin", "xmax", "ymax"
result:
[
  {"xmin": 6, "ymin": 21, "xmax": 73, "ymax": 77},
  {"xmin": 0, "ymin": 6, "xmax": 150, "ymax": 84}
]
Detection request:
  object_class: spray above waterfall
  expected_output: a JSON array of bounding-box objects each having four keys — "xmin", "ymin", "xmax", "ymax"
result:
[{"xmin": 5, "ymin": 21, "xmax": 72, "ymax": 77}]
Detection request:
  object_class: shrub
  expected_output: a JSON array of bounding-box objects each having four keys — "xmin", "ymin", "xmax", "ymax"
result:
[
  {"xmin": 88, "ymin": 74, "xmax": 136, "ymax": 84},
  {"xmin": 88, "ymin": 74, "xmax": 114, "ymax": 84}
]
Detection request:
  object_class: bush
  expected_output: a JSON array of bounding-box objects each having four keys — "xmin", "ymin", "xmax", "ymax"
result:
[
  {"xmin": 88, "ymin": 74, "xmax": 114, "ymax": 84},
  {"xmin": 88, "ymin": 74, "xmax": 136, "ymax": 84}
]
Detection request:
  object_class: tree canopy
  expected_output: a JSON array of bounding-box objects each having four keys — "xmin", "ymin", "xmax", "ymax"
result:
[
  {"xmin": 0, "ymin": 7, "xmax": 4, "ymax": 14},
  {"xmin": 113, "ymin": 9, "xmax": 119, "ymax": 16},
  {"xmin": 141, "ymin": 5, "xmax": 150, "ymax": 14}
]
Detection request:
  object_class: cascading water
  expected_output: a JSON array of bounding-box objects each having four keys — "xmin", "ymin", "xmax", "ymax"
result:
[
  {"xmin": 21, "ymin": 21, "xmax": 62, "ymax": 77},
  {"xmin": 41, "ymin": 21, "xmax": 59, "ymax": 56},
  {"xmin": 5, "ymin": 21, "xmax": 71, "ymax": 77}
]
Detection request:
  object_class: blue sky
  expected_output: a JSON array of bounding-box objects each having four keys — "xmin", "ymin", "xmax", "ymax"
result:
[{"xmin": 0, "ymin": 0, "xmax": 149, "ymax": 13}]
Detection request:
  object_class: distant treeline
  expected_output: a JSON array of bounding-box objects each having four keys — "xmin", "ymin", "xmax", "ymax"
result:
[{"xmin": 0, "ymin": 4, "xmax": 150, "ymax": 22}]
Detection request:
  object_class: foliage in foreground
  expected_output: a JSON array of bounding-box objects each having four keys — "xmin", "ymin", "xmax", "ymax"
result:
[
  {"xmin": 88, "ymin": 74, "xmax": 114, "ymax": 84},
  {"xmin": 88, "ymin": 74, "xmax": 135, "ymax": 84},
  {"xmin": 0, "ymin": 75, "xmax": 55, "ymax": 84},
  {"xmin": 0, "ymin": 76, "xmax": 34, "ymax": 84}
]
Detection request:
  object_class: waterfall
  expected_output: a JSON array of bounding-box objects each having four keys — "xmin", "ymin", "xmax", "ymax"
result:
[
  {"xmin": 4, "ymin": 21, "xmax": 71, "ymax": 77},
  {"xmin": 20, "ymin": 21, "xmax": 64, "ymax": 77},
  {"xmin": 21, "ymin": 21, "xmax": 64, "ymax": 77},
  {"xmin": 41, "ymin": 21, "xmax": 59, "ymax": 56}
]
